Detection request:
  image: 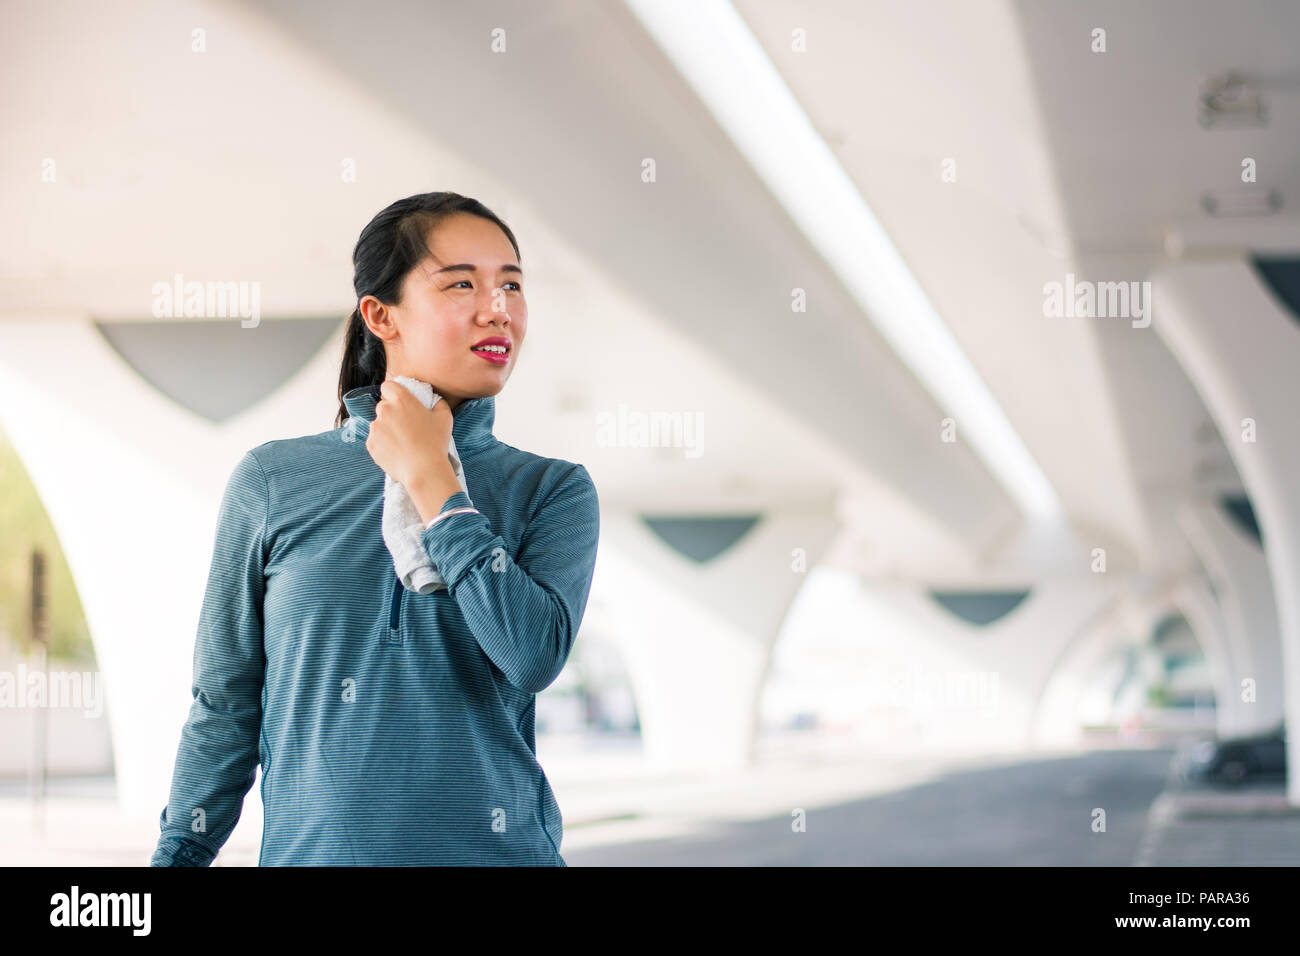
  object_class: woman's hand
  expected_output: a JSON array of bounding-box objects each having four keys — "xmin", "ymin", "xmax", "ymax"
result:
[{"xmin": 366, "ymin": 380, "xmax": 465, "ymax": 523}]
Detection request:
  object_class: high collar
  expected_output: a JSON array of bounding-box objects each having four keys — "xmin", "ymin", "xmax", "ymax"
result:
[{"xmin": 342, "ymin": 384, "xmax": 497, "ymax": 454}]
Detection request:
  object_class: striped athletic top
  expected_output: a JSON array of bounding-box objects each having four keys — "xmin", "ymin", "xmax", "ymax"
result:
[{"xmin": 150, "ymin": 384, "xmax": 600, "ymax": 866}]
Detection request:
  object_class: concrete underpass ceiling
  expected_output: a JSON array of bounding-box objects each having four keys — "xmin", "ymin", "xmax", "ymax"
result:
[
  {"xmin": 1013, "ymin": 0, "xmax": 1300, "ymax": 571},
  {"xmin": 244, "ymin": 0, "xmax": 1026, "ymax": 563},
  {"xmin": 9, "ymin": 0, "xmax": 1276, "ymax": 582},
  {"xmin": 737, "ymin": 0, "xmax": 1162, "ymax": 569},
  {"xmin": 0, "ymin": 0, "xmax": 1020, "ymax": 579}
]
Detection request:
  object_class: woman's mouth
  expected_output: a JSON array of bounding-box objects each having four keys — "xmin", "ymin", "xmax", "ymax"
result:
[{"xmin": 471, "ymin": 344, "xmax": 510, "ymax": 366}]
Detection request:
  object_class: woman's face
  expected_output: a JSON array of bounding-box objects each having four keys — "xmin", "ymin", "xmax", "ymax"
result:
[{"xmin": 365, "ymin": 213, "xmax": 526, "ymax": 407}]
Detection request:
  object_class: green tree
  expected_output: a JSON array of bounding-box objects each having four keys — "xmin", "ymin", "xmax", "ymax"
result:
[{"xmin": 0, "ymin": 426, "xmax": 94, "ymax": 664}]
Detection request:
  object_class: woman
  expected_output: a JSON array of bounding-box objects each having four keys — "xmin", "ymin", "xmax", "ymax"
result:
[{"xmin": 151, "ymin": 192, "xmax": 600, "ymax": 866}]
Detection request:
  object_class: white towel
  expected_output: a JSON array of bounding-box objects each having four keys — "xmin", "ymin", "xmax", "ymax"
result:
[{"xmin": 381, "ymin": 376, "xmax": 472, "ymax": 594}]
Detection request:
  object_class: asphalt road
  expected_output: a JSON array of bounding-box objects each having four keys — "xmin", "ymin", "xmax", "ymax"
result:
[{"xmin": 563, "ymin": 748, "xmax": 1177, "ymax": 866}]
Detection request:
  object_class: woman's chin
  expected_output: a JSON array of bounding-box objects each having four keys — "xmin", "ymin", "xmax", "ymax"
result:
[{"xmin": 466, "ymin": 373, "xmax": 511, "ymax": 396}]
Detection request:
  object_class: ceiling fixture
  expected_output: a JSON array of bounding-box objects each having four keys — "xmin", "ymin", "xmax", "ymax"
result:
[
  {"xmin": 1201, "ymin": 188, "xmax": 1282, "ymax": 217},
  {"xmin": 1197, "ymin": 71, "xmax": 1267, "ymax": 129}
]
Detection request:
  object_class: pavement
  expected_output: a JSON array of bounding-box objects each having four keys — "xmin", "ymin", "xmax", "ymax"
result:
[
  {"xmin": 1133, "ymin": 752, "xmax": 1300, "ymax": 867},
  {"xmin": 2, "ymin": 729, "xmax": 1297, "ymax": 866}
]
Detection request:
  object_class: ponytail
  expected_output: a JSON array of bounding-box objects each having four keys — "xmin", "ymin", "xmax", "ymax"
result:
[{"xmin": 335, "ymin": 307, "xmax": 386, "ymax": 427}]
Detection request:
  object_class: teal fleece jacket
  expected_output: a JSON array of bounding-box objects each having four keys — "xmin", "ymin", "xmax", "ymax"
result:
[{"xmin": 151, "ymin": 384, "xmax": 599, "ymax": 866}]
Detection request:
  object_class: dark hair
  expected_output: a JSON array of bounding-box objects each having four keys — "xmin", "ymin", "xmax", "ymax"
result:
[{"xmin": 335, "ymin": 191, "xmax": 522, "ymax": 427}]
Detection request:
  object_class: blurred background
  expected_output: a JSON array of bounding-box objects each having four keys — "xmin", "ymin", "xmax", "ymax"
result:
[{"xmin": 3, "ymin": 0, "xmax": 1299, "ymax": 865}]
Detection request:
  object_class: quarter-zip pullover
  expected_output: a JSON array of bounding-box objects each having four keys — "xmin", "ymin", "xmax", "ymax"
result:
[{"xmin": 150, "ymin": 384, "xmax": 600, "ymax": 866}]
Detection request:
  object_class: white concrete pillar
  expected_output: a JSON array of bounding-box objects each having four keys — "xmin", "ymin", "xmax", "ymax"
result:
[
  {"xmin": 1153, "ymin": 258, "xmax": 1300, "ymax": 803},
  {"xmin": 864, "ymin": 577, "xmax": 1120, "ymax": 751},
  {"xmin": 1026, "ymin": 591, "xmax": 1129, "ymax": 749},
  {"xmin": 1179, "ymin": 500, "xmax": 1285, "ymax": 733},
  {"xmin": 0, "ymin": 315, "xmax": 342, "ymax": 819},
  {"xmin": 1174, "ymin": 578, "xmax": 1257, "ymax": 738},
  {"xmin": 596, "ymin": 503, "xmax": 839, "ymax": 773}
]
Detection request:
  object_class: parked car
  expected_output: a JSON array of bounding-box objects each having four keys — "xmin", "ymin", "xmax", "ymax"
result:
[{"xmin": 1182, "ymin": 722, "xmax": 1286, "ymax": 786}]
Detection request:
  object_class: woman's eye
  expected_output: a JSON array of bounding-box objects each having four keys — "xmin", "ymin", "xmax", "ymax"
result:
[{"xmin": 446, "ymin": 280, "xmax": 520, "ymax": 291}]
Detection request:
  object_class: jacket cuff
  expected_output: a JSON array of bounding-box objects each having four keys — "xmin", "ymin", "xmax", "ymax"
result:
[
  {"xmin": 425, "ymin": 491, "xmax": 475, "ymax": 528},
  {"xmin": 420, "ymin": 494, "xmax": 500, "ymax": 592},
  {"xmin": 151, "ymin": 836, "xmax": 216, "ymax": 867}
]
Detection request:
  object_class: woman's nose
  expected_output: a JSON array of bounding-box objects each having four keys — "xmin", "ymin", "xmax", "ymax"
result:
[{"xmin": 478, "ymin": 289, "xmax": 512, "ymax": 317}]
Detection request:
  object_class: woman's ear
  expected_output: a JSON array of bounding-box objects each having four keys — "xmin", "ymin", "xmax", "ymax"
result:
[{"xmin": 359, "ymin": 294, "xmax": 400, "ymax": 344}]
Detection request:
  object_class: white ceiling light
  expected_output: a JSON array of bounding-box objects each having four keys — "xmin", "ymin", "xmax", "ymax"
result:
[
  {"xmin": 622, "ymin": 0, "xmax": 1062, "ymax": 520},
  {"xmin": 1200, "ymin": 188, "xmax": 1282, "ymax": 218}
]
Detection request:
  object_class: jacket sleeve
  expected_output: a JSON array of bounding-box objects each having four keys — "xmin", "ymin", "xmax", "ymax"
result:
[
  {"xmin": 151, "ymin": 449, "xmax": 269, "ymax": 866},
  {"xmin": 420, "ymin": 463, "xmax": 599, "ymax": 694}
]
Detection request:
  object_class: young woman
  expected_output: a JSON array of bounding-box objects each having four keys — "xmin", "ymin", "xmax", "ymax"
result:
[{"xmin": 151, "ymin": 192, "xmax": 600, "ymax": 866}]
